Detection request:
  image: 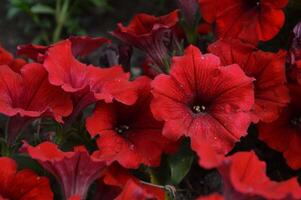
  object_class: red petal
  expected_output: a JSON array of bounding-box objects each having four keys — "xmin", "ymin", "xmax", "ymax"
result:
[
  {"xmin": 69, "ymin": 35, "xmax": 110, "ymax": 57},
  {"xmin": 115, "ymin": 179, "xmax": 165, "ymax": 200},
  {"xmin": 44, "ymin": 40, "xmax": 90, "ymax": 93},
  {"xmin": 197, "ymin": 193, "xmax": 224, "ymax": 200},
  {"xmin": 0, "ymin": 63, "xmax": 72, "ymax": 121},
  {"xmin": 87, "ymin": 65, "xmax": 138, "ymax": 105},
  {"xmin": 25, "ymin": 142, "xmax": 107, "ymax": 199},
  {"xmin": 199, "ymin": 0, "xmax": 287, "ymax": 43},
  {"xmin": 0, "ymin": 157, "xmax": 53, "ymax": 200},
  {"xmin": 223, "ymin": 151, "xmax": 301, "ymax": 199},
  {"xmin": 209, "ymin": 39, "xmax": 289, "ymax": 123}
]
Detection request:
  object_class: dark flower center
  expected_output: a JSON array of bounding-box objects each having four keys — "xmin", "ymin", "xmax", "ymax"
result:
[
  {"xmin": 191, "ymin": 104, "xmax": 206, "ymax": 114},
  {"xmin": 290, "ymin": 117, "xmax": 301, "ymax": 130},
  {"xmin": 115, "ymin": 124, "xmax": 130, "ymax": 134},
  {"xmin": 246, "ymin": 0, "xmax": 261, "ymax": 8}
]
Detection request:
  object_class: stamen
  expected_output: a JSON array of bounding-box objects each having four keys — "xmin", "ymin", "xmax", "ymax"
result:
[
  {"xmin": 192, "ymin": 105, "xmax": 206, "ymax": 114},
  {"xmin": 115, "ymin": 125, "xmax": 130, "ymax": 134}
]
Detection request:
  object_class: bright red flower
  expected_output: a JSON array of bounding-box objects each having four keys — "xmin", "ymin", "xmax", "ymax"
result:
[
  {"xmin": 112, "ymin": 10, "xmax": 179, "ymax": 71},
  {"xmin": 199, "ymin": 0, "xmax": 288, "ymax": 44},
  {"xmin": 43, "ymin": 39, "xmax": 138, "ymax": 123},
  {"xmin": 0, "ymin": 46, "xmax": 26, "ymax": 72},
  {"xmin": 151, "ymin": 45, "xmax": 254, "ymax": 168},
  {"xmin": 0, "ymin": 63, "xmax": 72, "ymax": 143},
  {"xmin": 0, "ymin": 157, "xmax": 53, "ymax": 200},
  {"xmin": 24, "ymin": 141, "xmax": 107, "ymax": 200},
  {"xmin": 102, "ymin": 164, "xmax": 165, "ymax": 200},
  {"xmin": 17, "ymin": 36, "xmax": 110, "ymax": 62},
  {"xmin": 218, "ymin": 151, "xmax": 301, "ymax": 200},
  {"xmin": 209, "ymin": 39, "xmax": 289, "ymax": 123},
  {"xmin": 87, "ymin": 77, "xmax": 172, "ymax": 168},
  {"xmin": 259, "ymin": 84, "xmax": 301, "ymax": 170}
]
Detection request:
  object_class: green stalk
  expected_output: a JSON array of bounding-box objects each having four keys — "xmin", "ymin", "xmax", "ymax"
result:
[{"xmin": 52, "ymin": 0, "xmax": 70, "ymax": 42}]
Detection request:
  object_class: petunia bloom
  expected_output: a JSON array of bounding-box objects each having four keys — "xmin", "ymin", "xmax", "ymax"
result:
[
  {"xmin": 0, "ymin": 46, "xmax": 26, "ymax": 72},
  {"xmin": 151, "ymin": 45, "xmax": 254, "ymax": 168},
  {"xmin": 86, "ymin": 77, "xmax": 172, "ymax": 169},
  {"xmin": 24, "ymin": 141, "xmax": 107, "ymax": 200},
  {"xmin": 259, "ymin": 84, "xmax": 301, "ymax": 170},
  {"xmin": 199, "ymin": 0, "xmax": 288, "ymax": 44},
  {"xmin": 17, "ymin": 36, "xmax": 110, "ymax": 62},
  {"xmin": 0, "ymin": 63, "xmax": 72, "ymax": 143},
  {"xmin": 43, "ymin": 39, "xmax": 138, "ymax": 124},
  {"xmin": 0, "ymin": 157, "xmax": 53, "ymax": 200},
  {"xmin": 209, "ymin": 39, "xmax": 289, "ymax": 123},
  {"xmin": 112, "ymin": 10, "xmax": 179, "ymax": 72},
  {"xmin": 218, "ymin": 151, "xmax": 301, "ymax": 200}
]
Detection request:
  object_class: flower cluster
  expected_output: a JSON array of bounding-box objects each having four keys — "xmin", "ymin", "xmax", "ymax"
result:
[{"xmin": 0, "ymin": 0, "xmax": 301, "ymax": 200}]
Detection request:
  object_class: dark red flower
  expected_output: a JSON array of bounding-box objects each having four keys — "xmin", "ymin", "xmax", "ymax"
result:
[
  {"xmin": 259, "ymin": 84, "xmax": 301, "ymax": 170},
  {"xmin": 24, "ymin": 141, "xmax": 107, "ymax": 200},
  {"xmin": 151, "ymin": 45, "xmax": 254, "ymax": 168},
  {"xmin": 209, "ymin": 39, "xmax": 289, "ymax": 123},
  {"xmin": 0, "ymin": 63, "xmax": 72, "ymax": 143},
  {"xmin": 0, "ymin": 157, "xmax": 53, "ymax": 200},
  {"xmin": 17, "ymin": 36, "xmax": 110, "ymax": 62},
  {"xmin": 199, "ymin": 0, "xmax": 288, "ymax": 44},
  {"xmin": 87, "ymin": 77, "xmax": 172, "ymax": 168},
  {"xmin": 218, "ymin": 151, "xmax": 301, "ymax": 200},
  {"xmin": 112, "ymin": 10, "xmax": 179, "ymax": 71},
  {"xmin": 43, "ymin": 39, "xmax": 138, "ymax": 123},
  {"xmin": 0, "ymin": 46, "xmax": 26, "ymax": 72}
]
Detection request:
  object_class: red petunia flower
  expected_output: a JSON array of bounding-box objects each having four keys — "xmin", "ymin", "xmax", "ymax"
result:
[
  {"xmin": 86, "ymin": 77, "xmax": 172, "ymax": 169},
  {"xmin": 259, "ymin": 84, "xmax": 301, "ymax": 170},
  {"xmin": 0, "ymin": 46, "xmax": 26, "ymax": 72},
  {"xmin": 199, "ymin": 0, "xmax": 288, "ymax": 44},
  {"xmin": 0, "ymin": 63, "xmax": 72, "ymax": 143},
  {"xmin": 151, "ymin": 45, "xmax": 254, "ymax": 168},
  {"xmin": 209, "ymin": 39, "xmax": 289, "ymax": 123},
  {"xmin": 43, "ymin": 39, "xmax": 138, "ymax": 123},
  {"xmin": 24, "ymin": 141, "xmax": 107, "ymax": 200},
  {"xmin": 0, "ymin": 157, "xmax": 53, "ymax": 200},
  {"xmin": 17, "ymin": 36, "xmax": 110, "ymax": 62},
  {"xmin": 218, "ymin": 151, "xmax": 301, "ymax": 200},
  {"xmin": 101, "ymin": 164, "xmax": 165, "ymax": 200},
  {"xmin": 112, "ymin": 10, "xmax": 179, "ymax": 72}
]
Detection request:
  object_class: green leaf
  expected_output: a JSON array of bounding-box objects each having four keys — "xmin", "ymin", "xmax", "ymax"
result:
[
  {"xmin": 31, "ymin": 4, "xmax": 55, "ymax": 14},
  {"xmin": 12, "ymin": 154, "xmax": 44, "ymax": 174},
  {"xmin": 167, "ymin": 139, "xmax": 194, "ymax": 185}
]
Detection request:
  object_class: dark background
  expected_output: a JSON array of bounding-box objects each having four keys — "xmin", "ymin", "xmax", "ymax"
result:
[{"xmin": 0, "ymin": 0, "xmax": 177, "ymax": 53}]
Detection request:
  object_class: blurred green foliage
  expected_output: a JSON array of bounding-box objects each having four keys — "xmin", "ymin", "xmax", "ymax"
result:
[{"xmin": 6, "ymin": 0, "xmax": 110, "ymax": 43}]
